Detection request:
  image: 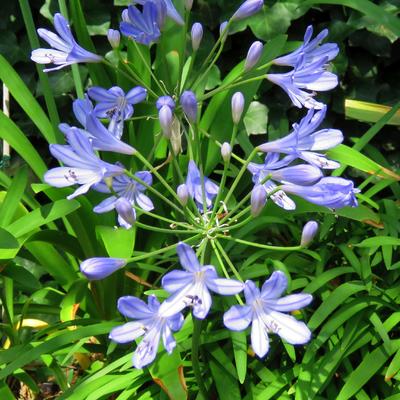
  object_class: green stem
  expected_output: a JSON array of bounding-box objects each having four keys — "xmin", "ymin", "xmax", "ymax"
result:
[
  {"xmin": 213, "ymin": 239, "xmax": 243, "ymax": 283},
  {"xmin": 192, "ymin": 318, "xmax": 208, "ymax": 400},
  {"xmin": 135, "ymin": 221, "xmax": 197, "ymax": 235},
  {"xmin": 217, "ymin": 235, "xmax": 302, "ymax": 252}
]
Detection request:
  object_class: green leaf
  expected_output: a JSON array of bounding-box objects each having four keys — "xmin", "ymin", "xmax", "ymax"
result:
[
  {"xmin": 305, "ymin": 0, "xmax": 400, "ymax": 38},
  {"xmin": 328, "ymin": 145, "xmax": 400, "ymax": 181},
  {"xmin": 0, "ymin": 227, "xmax": 20, "ymax": 259},
  {"xmin": 0, "ymin": 54, "xmax": 57, "ymax": 143},
  {"xmin": 149, "ymin": 351, "xmax": 188, "ymax": 400},
  {"xmin": 354, "ymin": 236, "xmax": 400, "ymax": 248},
  {"xmin": 243, "ymin": 101, "xmax": 268, "ymax": 135},
  {"xmin": 0, "ymin": 110, "xmax": 47, "ymax": 179},
  {"xmin": 6, "ymin": 199, "xmax": 81, "ymax": 238},
  {"xmin": 96, "ymin": 225, "xmax": 136, "ymax": 258},
  {"xmin": 0, "ymin": 382, "xmax": 16, "ymax": 400}
]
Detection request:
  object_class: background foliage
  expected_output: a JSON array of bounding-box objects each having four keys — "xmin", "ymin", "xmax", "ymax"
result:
[{"xmin": 0, "ymin": 0, "xmax": 399, "ymax": 399}]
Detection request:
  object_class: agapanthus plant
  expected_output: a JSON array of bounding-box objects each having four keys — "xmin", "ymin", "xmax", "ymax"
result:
[{"xmin": 30, "ymin": 2, "xmax": 363, "ymax": 394}]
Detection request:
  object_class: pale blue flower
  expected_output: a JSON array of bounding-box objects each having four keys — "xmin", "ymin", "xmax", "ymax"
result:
[
  {"xmin": 232, "ymin": 0, "xmax": 264, "ymax": 21},
  {"xmin": 180, "ymin": 91, "xmax": 198, "ymax": 122},
  {"xmin": 159, "ymin": 243, "xmax": 244, "ymax": 319},
  {"xmin": 110, "ymin": 295, "xmax": 184, "ymax": 369},
  {"xmin": 135, "ymin": 0, "xmax": 184, "ymax": 25},
  {"xmin": 185, "ymin": 161, "xmax": 219, "ymax": 211},
  {"xmin": 224, "ymin": 272, "xmax": 312, "ymax": 358},
  {"xmin": 88, "ymin": 86, "xmax": 147, "ymax": 139},
  {"xmin": 94, "ymin": 171, "xmax": 154, "ymax": 229},
  {"xmin": 266, "ymin": 55, "xmax": 338, "ymax": 109},
  {"xmin": 44, "ymin": 129, "xmax": 124, "ymax": 200},
  {"xmin": 80, "ymin": 257, "xmax": 127, "ymax": 280},
  {"xmin": 273, "ymin": 25, "xmax": 339, "ymax": 68},
  {"xmin": 258, "ymin": 106, "xmax": 343, "ymax": 169},
  {"xmin": 282, "ymin": 177, "xmax": 360, "ymax": 209},
  {"xmin": 301, "ymin": 221, "xmax": 319, "ymax": 247},
  {"xmin": 31, "ymin": 13, "xmax": 102, "ymax": 72},
  {"xmin": 120, "ymin": 3, "xmax": 163, "ymax": 45},
  {"xmin": 248, "ymin": 153, "xmax": 323, "ymax": 211}
]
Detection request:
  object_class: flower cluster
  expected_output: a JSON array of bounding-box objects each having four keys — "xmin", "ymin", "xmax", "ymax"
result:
[{"xmin": 31, "ymin": 0, "xmax": 360, "ymax": 372}]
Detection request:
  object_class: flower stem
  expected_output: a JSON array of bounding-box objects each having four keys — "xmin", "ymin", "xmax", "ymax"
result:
[
  {"xmin": 192, "ymin": 318, "xmax": 208, "ymax": 400},
  {"xmin": 213, "ymin": 239, "xmax": 243, "ymax": 283},
  {"xmin": 135, "ymin": 221, "xmax": 198, "ymax": 235}
]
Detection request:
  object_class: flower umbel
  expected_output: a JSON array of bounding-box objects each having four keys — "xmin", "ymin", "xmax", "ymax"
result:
[
  {"xmin": 224, "ymin": 272, "xmax": 312, "ymax": 358},
  {"xmin": 109, "ymin": 295, "xmax": 184, "ymax": 369},
  {"xmin": 31, "ymin": 13, "xmax": 102, "ymax": 72}
]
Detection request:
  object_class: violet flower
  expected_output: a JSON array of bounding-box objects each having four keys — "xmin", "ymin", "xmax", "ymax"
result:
[
  {"xmin": 248, "ymin": 153, "xmax": 322, "ymax": 211},
  {"xmin": 94, "ymin": 171, "xmax": 154, "ymax": 229},
  {"xmin": 159, "ymin": 243, "xmax": 244, "ymax": 319},
  {"xmin": 44, "ymin": 129, "xmax": 124, "ymax": 200},
  {"xmin": 258, "ymin": 106, "xmax": 343, "ymax": 169},
  {"xmin": 31, "ymin": 13, "xmax": 102, "ymax": 72},
  {"xmin": 110, "ymin": 295, "xmax": 184, "ymax": 369},
  {"xmin": 232, "ymin": 0, "xmax": 264, "ymax": 21},
  {"xmin": 120, "ymin": 3, "xmax": 163, "ymax": 45},
  {"xmin": 88, "ymin": 86, "xmax": 147, "ymax": 139},
  {"xmin": 134, "ymin": 0, "xmax": 184, "ymax": 26},
  {"xmin": 282, "ymin": 177, "xmax": 360, "ymax": 209},
  {"xmin": 273, "ymin": 25, "xmax": 339, "ymax": 68},
  {"xmin": 266, "ymin": 55, "xmax": 338, "ymax": 109},
  {"xmin": 80, "ymin": 257, "xmax": 127, "ymax": 280},
  {"xmin": 224, "ymin": 272, "xmax": 312, "ymax": 358},
  {"xmin": 185, "ymin": 160, "xmax": 219, "ymax": 211}
]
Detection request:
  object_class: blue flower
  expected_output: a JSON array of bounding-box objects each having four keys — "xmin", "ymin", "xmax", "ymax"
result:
[
  {"xmin": 258, "ymin": 107, "xmax": 343, "ymax": 169},
  {"xmin": 180, "ymin": 91, "xmax": 198, "ymax": 123},
  {"xmin": 232, "ymin": 0, "xmax": 264, "ymax": 21},
  {"xmin": 248, "ymin": 153, "xmax": 322, "ymax": 211},
  {"xmin": 93, "ymin": 171, "xmax": 154, "ymax": 229},
  {"xmin": 120, "ymin": 3, "xmax": 162, "ymax": 46},
  {"xmin": 80, "ymin": 257, "xmax": 127, "ymax": 280},
  {"xmin": 273, "ymin": 25, "xmax": 339, "ymax": 68},
  {"xmin": 266, "ymin": 55, "xmax": 338, "ymax": 109},
  {"xmin": 109, "ymin": 295, "xmax": 184, "ymax": 369},
  {"xmin": 31, "ymin": 13, "xmax": 102, "ymax": 72},
  {"xmin": 44, "ymin": 129, "xmax": 124, "ymax": 199},
  {"xmin": 159, "ymin": 243, "xmax": 244, "ymax": 319},
  {"xmin": 88, "ymin": 86, "xmax": 147, "ymax": 139},
  {"xmin": 135, "ymin": 0, "xmax": 184, "ymax": 25},
  {"xmin": 185, "ymin": 161, "xmax": 219, "ymax": 211},
  {"xmin": 282, "ymin": 177, "xmax": 360, "ymax": 209},
  {"xmin": 224, "ymin": 272, "xmax": 312, "ymax": 358}
]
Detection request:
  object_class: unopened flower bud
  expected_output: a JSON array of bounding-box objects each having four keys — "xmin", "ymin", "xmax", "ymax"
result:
[
  {"xmin": 177, "ymin": 183, "xmax": 189, "ymax": 205},
  {"xmin": 107, "ymin": 29, "xmax": 121, "ymax": 49},
  {"xmin": 220, "ymin": 21, "xmax": 229, "ymax": 41},
  {"xmin": 159, "ymin": 105, "xmax": 173, "ymax": 138},
  {"xmin": 185, "ymin": 0, "xmax": 193, "ymax": 11},
  {"xmin": 191, "ymin": 23, "xmax": 203, "ymax": 52},
  {"xmin": 232, "ymin": 0, "xmax": 264, "ymax": 21},
  {"xmin": 156, "ymin": 95, "xmax": 175, "ymax": 111},
  {"xmin": 80, "ymin": 257, "xmax": 126, "ymax": 280},
  {"xmin": 221, "ymin": 142, "xmax": 232, "ymax": 162},
  {"xmin": 115, "ymin": 197, "xmax": 136, "ymax": 228},
  {"xmin": 180, "ymin": 90, "xmax": 198, "ymax": 123},
  {"xmin": 231, "ymin": 92, "xmax": 245, "ymax": 124},
  {"xmin": 300, "ymin": 221, "xmax": 318, "ymax": 247},
  {"xmin": 251, "ymin": 185, "xmax": 266, "ymax": 216},
  {"xmin": 245, "ymin": 41, "xmax": 263, "ymax": 71}
]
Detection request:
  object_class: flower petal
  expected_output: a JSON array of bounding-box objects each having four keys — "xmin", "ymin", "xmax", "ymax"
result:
[
  {"xmin": 260, "ymin": 271, "xmax": 288, "ymax": 300},
  {"xmin": 251, "ymin": 316, "xmax": 270, "ymax": 358},
  {"xmin": 109, "ymin": 321, "xmax": 146, "ymax": 343},
  {"xmin": 223, "ymin": 305, "xmax": 252, "ymax": 331},
  {"xmin": 161, "ymin": 270, "xmax": 193, "ymax": 293},
  {"xmin": 117, "ymin": 296, "xmax": 154, "ymax": 319},
  {"xmin": 176, "ymin": 242, "xmax": 200, "ymax": 272},
  {"xmin": 268, "ymin": 294, "xmax": 313, "ymax": 312}
]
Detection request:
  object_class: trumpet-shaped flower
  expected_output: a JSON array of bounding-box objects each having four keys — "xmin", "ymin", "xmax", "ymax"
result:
[
  {"xmin": 267, "ymin": 55, "xmax": 338, "ymax": 109},
  {"xmin": 88, "ymin": 86, "xmax": 147, "ymax": 139},
  {"xmin": 94, "ymin": 171, "xmax": 154, "ymax": 229},
  {"xmin": 185, "ymin": 161, "xmax": 219, "ymax": 211},
  {"xmin": 159, "ymin": 243, "xmax": 244, "ymax": 319},
  {"xmin": 110, "ymin": 295, "xmax": 184, "ymax": 369},
  {"xmin": 248, "ymin": 153, "xmax": 322, "ymax": 211},
  {"xmin": 44, "ymin": 129, "xmax": 124, "ymax": 199},
  {"xmin": 224, "ymin": 272, "xmax": 312, "ymax": 358},
  {"xmin": 120, "ymin": 3, "xmax": 163, "ymax": 45},
  {"xmin": 282, "ymin": 177, "xmax": 360, "ymax": 209},
  {"xmin": 273, "ymin": 25, "xmax": 339, "ymax": 67},
  {"xmin": 31, "ymin": 13, "xmax": 102, "ymax": 72},
  {"xmin": 258, "ymin": 107, "xmax": 343, "ymax": 169}
]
